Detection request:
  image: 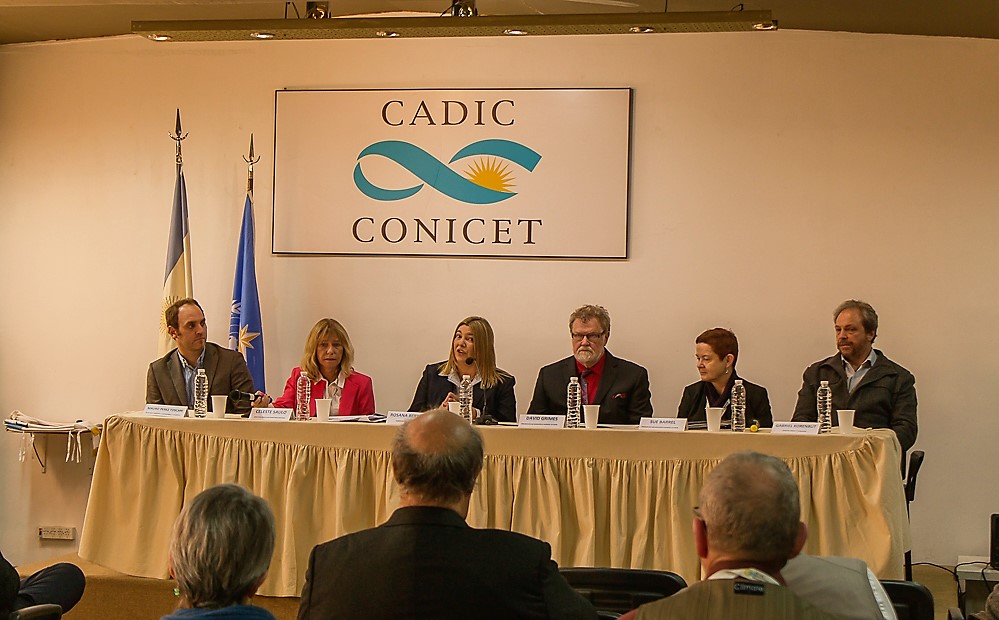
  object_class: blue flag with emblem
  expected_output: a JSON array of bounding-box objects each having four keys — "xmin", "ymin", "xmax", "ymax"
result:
[{"xmin": 228, "ymin": 189, "xmax": 265, "ymax": 392}]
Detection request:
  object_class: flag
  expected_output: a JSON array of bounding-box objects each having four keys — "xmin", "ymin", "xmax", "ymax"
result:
[
  {"xmin": 159, "ymin": 160, "xmax": 193, "ymax": 354},
  {"xmin": 228, "ymin": 190, "xmax": 265, "ymax": 392}
]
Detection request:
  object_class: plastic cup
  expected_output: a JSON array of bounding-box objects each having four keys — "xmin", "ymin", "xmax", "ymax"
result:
[
  {"xmin": 583, "ymin": 405, "xmax": 600, "ymax": 429},
  {"xmin": 706, "ymin": 407, "xmax": 725, "ymax": 432},
  {"xmin": 210, "ymin": 395, "xmax": 228, "ymax": 419},
  {"xmin": 316, "ymin": 398, "xmax": 334, "ymax": 421},
  {"xmin": 448, "ymin": 401, "xmax": 461, "ymax": 415},
  {"xmin": 837, "ymin": 409, "xmax": 856, "ymax": 434}
]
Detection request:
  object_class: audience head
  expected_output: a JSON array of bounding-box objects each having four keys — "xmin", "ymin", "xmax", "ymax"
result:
[
  {"xmin": 695, "ymin": 328, "xmax": 738, "ymax": 383},
  {"xmin": 443, "ymin": 316, "xmax": 505, "ymax": 389},
  {"xmin": 568, "ymin": 304, "xmax": 611, "ymax": 368},
  {"xmin": 301, "ymin": 318, "xmax": 355, "ymax": 382},
  {"xmin": 392, "ymin": 409, "xmax": 484, "ymax": 515},
  {"xmin": 833, "ymin": 300, "xmax": 878, "ymax": 364},
  {"xmin": 169, "ymin": 484, "xmax": 276, "ymax": 609},
  {"xmin": 695, "ymin": 451, "xmax": 805, "ymax": 575},
  {"xmin": 165, "ymin": 298, "xmax": 207, "ymax": 359}
]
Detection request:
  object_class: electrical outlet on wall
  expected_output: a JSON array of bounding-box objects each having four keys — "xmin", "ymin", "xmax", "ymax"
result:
[{"xmin": 38, "ymin": 526, "xmax": 76, "ymax": 540}]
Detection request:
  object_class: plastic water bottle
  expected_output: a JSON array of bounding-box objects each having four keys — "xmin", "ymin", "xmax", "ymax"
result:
[
  {"xmin": 193, "ymin": 369, "xmax": 208, "ymax": 418},
  {"xmin": 296, "ymin": 371, "xmax": 311, "ymax": 421},
  {"xmin": 731, "ymin": 379, "xmax": 746, "ymax": 432},
  {"xmin": 817, "ymin": 380, "xmax": 832, "ymax": 434},
  {"xmin": 458, "ymin": 375, "xmax": 473, "ymax": 422},
  {"xmin": 566, "ymin": 377, "xmax": 582, "ymax": 428}
]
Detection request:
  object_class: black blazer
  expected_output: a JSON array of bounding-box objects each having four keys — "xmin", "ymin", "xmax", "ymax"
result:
[
  {"xmin": 297, "ymin": 506, "xmax": 597, "ymax": 620},
  {"xmin": 409, "ymin": 362, "xmax": 517, "ymax": 422},
  {"xmin": 526, "ymin": 351, "xmax": 653, "ymax": 425},
  {"xmin": 676, "ymin": 375, "xmax": 773, "ymax": 428}
]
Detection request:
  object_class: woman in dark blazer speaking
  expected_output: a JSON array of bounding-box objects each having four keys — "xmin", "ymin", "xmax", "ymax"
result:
[
  {"xmin": 409, "ymin": 316, "xmax": 517, "ymax": 422},
  {"xmin": 677, "ymin": 327, "xmax": 773, "ymax": 428}
]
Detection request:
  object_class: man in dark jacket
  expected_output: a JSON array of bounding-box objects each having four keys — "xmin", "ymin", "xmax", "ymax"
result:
[
  {"xmin": 791, "ymin": 300, "xmax": 917, "ymax": 453},
  {"xmin": 296, "ymin": 409, "xmax": 596, "ymax": 620}
]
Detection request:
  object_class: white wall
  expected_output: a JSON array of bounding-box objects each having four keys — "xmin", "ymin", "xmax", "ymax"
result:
[{"xmin": 1, "ymin": 29, "xmax": 996, "ymax": 568}]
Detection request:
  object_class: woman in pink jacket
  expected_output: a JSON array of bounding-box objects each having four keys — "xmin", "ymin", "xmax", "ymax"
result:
[{"xmin": 274, "ymin": 318, "xmax": 375, "ymax": 417}]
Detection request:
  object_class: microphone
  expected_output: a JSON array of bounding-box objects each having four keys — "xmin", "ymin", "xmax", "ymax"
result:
[
  {"xmin": 229, "ymin": 389, "xmax": 262, "ymax": 402},
  {"xmin": 466, "ymin": 358, "xmax": 498, "ymax": 426}
]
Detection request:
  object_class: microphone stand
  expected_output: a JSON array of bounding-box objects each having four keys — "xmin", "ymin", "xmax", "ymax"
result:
[{"xmin": 466, "ymin": 358, "xmax": 498, "ymax": 425}]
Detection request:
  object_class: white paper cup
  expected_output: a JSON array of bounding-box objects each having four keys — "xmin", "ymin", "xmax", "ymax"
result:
[
  {"xmin": 448, "ymin": 401, "xmax": 461, "ymax": 415},
  {"xmin": 210, "ymin": 395, "xmax": 228, "ymax": 419},
  {"xmin": 316, "ymin": 398, "xmax": 334, "ymax": 421},
  {"xmin": 583, "ymin": 405, "xmax": 600, "ymax": 429},
  {"xmin": 837, "ymin": 409, "xmax": 856, "ymax": 434},
  {"xmin": 706, "ymin": 407, "xmax": 725, "ymax": 432}
]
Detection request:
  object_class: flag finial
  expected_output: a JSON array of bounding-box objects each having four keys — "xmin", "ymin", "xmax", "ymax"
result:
[
  {"xmin": 243, "ymin": 134, "xmax": 260, "ymax": 193},
  {"xmin": 170, "ymin": 109, "xmax": 189, "ymax": 165}
]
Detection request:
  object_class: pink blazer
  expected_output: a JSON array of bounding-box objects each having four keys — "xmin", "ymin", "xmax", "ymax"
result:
[{"xmin": 273, "ymin": 366, "xmax": 376, "ymax": 416}]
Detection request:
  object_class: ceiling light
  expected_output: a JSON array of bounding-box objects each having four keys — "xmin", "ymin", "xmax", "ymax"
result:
[
  {"xmin": 250, "ymin": 32, "xmax": 275, "ymax": 39},
  {"xmin": 147, "ymin": 34, "xmax": 172, "ymax": 41},
  {"xmin": 629, "ymin": 26, "xmax": 655, "ymax": 33},
  {"xmin": 753, "ymin": 20, "xmax": 778, "ymax": 30},
  {"xmin": 503, "ymin": 28, "xmax": 527, "ymax": 36},
  {"xmin": 376, "ymin": 30, "xmax": 400, "ymax": 38}
]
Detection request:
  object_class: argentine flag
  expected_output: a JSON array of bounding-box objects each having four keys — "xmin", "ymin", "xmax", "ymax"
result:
[
  {"xmin": 228, "ymin": 191, "xmax": 265, "ymax": 392},
  {"xmin": 159, "ymin": 161, "xmax": 193, "ymax": 354}
]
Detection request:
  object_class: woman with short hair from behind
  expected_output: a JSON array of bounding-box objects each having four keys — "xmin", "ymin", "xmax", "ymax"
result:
[{"xmin": 164, "ymin": 484, "xmax": 276, "ymax": 619}]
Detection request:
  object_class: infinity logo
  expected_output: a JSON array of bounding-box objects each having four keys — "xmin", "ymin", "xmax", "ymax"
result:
[{"xmin": 353, "ymin": 139, "xmax": 542, "ymax": 205}]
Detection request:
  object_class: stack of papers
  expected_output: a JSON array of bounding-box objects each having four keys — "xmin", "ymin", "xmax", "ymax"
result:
[{"xmin": 5, "ymin": 411, "xmax": 101, "ymax": 433}]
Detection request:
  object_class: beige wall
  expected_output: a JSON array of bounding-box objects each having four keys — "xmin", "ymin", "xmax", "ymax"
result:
[{"xmin": 1, "ymin": 29, "xmax": 996, "ymax": 568}]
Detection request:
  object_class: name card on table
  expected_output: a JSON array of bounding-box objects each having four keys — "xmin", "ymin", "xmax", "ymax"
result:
[
  {"xmin": 386, "ymin": 411, "xmax": 422, "ymax": 425},
  {"xmin": 519, "ymin": 415, "xmax": 566, "ymax": 429},
  {"xmin": 249, "ymin": 408, "xmax": 294, "ymax": 421},
  {"xmin": 639, "ymin": 417, "xmax": 687, "ymax": 432},
  {"xmin": 772, "ymin": 421, "xmax": 820, "ymax": 435},
  {"xmin": 143, "ymin": 404, "xmax": 187, "ymax": 418}
]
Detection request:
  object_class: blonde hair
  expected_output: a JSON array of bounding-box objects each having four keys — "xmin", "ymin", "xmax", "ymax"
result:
[
  {"xmin": 440, "ymin": 316, "xmax": 510, "ymax": 389},
  {"xmin": 300, "ymin": 319, "xmax": 355, "ymax": 381}
]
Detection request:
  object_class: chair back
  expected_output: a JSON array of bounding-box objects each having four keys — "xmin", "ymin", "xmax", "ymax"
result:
[
  {"xmin": 560, "ymin": 567, "xmax": 687, "ymax": 615},
  {"xmin": 881, "ymin": 579, "xmax": 934, "ymax": 620},
  {"xmin": 8, "ymin": 604, "xmax": 63, "ymax": 620},
  {"xmin": 905, "ymin": 450, "xmax": 925, "ymax": 503}
]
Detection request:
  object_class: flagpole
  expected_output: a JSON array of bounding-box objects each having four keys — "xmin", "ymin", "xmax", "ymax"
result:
[
  {"xmin": 170, "ymin": 109, "xmax": 188, "ymax": 165},
  {"xmin": 243, "ymin": 134, "xmax": 259, "ymax": 194},
  {"xmin": 159, "ymin": 109, "xmax": 194, "ymax": 354}
]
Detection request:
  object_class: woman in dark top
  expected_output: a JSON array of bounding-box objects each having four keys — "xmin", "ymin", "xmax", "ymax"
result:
[
  {"xmin": 676, "ymin": 327, "xmax": 773, "ymax": 428},
  {"xmin": 409, "ymin": 316, "xmax": 517, "ymax": 422}
]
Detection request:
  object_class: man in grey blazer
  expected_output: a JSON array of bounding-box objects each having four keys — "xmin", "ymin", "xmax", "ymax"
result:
[
  {"xmin": 297, "ymin": 409, "xmax": 596, "ymax": 620},
  {"xmin": 527, "ymin": 304, "xmax": 652, "ymax": 425},
  {"xmin": 146, "ymin": 298, "xmax": 269, "ymax": 415}
]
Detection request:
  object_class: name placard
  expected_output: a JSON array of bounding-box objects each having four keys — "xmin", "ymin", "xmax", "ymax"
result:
[
  {"xmin": 386, "ymin": 411, "xmax": 422, "ymax": 425},
  {"xmin": 519, "ymin": 415, "xmax": 566, "ymax": 428},
  {"xmin": 639, "ymin": 417, "xmax": 687, "ymax": 432},
  {"xmin": 249, "ymin": 408, "xmax": 294, "ymax": 421},
  {"xmin": 143, "ymin": 404, "xmax": 187, "ymax": 418},
  {"xmin": 772, "ymin": 421, "xmax": 821, "ymax": 435}
]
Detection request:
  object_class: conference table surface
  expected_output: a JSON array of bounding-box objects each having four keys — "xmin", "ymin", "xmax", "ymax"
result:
[{"xmin": 78, "ymin": 413, "xmax": 910, "ymax": 597}]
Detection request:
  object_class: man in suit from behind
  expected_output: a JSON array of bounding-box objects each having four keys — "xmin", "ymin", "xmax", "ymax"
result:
[
  {"xmin": 146, "ymin": 298, "xmax": 269, "ymax": 415},
  {"xmin": 296, "ymin": 409, "xmax": 597, "ymax": 620},
  {"xmin": 527, "ymin": 304, "xmax": 653, "ymax": 424}
]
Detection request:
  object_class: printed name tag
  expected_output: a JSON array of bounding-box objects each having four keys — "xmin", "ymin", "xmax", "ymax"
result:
[
  {"xmin": 519, "ymin": 415, "xmax": 566, "ymax": 428},
  {"xmin": 639, "ymin": 417, "xmax": 687, "ymax": 432},
  {"xmin": 772, "ymin": 421, "xmax": 820, "ymax": 435},
  {"xmin": 249, "ymin": 408, "xmax": 294, "ymax": 421},
  {"xmin": 386, "ymin": 411, "xmax": 422, "ymax": 425},
  {"xmin": 143, "ymin": 404, "xmax": 187, "ymax": 418}
]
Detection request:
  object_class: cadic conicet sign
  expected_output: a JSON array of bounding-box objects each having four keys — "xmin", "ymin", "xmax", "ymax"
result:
[{"xmin": 272, "ymin": 88, "xmax": 631, "ymax": 259}]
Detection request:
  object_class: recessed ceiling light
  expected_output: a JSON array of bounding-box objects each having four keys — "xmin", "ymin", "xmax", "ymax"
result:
[
  {"xmin": 503, "ymin": 28, "xmax": 527, "ymax": 35},
  {"xmin": 147, "ymin": 34, "xmax": 172, "ymax": 41},
  {"xmin": 629, "ymin": 26, "xmax": 655, "ymax": 33},
  {"xmin": 250, "ymin": 31, "xmax": 275, "ymax": 39},
  {"xmin": 376, "ymin": 30, "xmax": 400, "ymax": 37},
  {"xmin": 753, "ymin": 21, "xmax": 777, "ymax": 30}
]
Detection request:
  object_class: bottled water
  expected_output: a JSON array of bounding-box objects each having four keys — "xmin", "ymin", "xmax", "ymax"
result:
[
  {"xmin": 193, "ymin": 369, "xmax": 208, "ymax": 418},
  {"xmin": 731, "ymin": 379, "xmax": 746, "ymax": 432},
  {"xmin": 296, "ymin": 371, "xmax": 311, "ymax": 421},
  {"xmin": 458, "ymin": 375, "xmax": 473, "ymax": 422},
  {"xmin": 566, "ymin": 377, "xmax": 582, "ymax": 428},
  {"xmin": 817, "ymin": 380, "xmax": 832, "ymax": 434}
]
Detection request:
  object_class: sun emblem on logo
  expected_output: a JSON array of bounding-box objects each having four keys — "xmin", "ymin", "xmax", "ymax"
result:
[
  {"xmin": 464, "ymin": 157, "xmax": 515, "ymax": 193},
  {"xmin": 236, "ymin": 324, "xmax": 259, "ymax": 355}
]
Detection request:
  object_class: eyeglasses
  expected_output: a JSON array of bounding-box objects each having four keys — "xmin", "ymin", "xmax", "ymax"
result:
[{"xmin": 571, "ymin": 331, "xmax": 605, "ymax": 342}]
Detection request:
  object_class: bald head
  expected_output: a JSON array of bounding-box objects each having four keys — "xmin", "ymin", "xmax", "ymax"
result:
[
  {"xmin": 392, "ymin": 409, "xmax": 484, "ymax": 507},
  {"xmin": 699, "ymin": 451, "xmax": 802, "ymax": 565}
]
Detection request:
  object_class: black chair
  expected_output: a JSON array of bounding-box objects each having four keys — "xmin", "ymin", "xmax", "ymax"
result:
[
  {"xmin": 904, "ymin": 450, "xmax": 925, "ymax": 580},
  {"xmin": 560, "ymin": 567, "xmax": 687, "ymax": 617},
  {"xmin": 881, "ymin": 579, "xmax": 934, "ymax": 620},
  {"xmin": 8, "ymin": 604, "xmax": 62, "ymax": 620}
]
